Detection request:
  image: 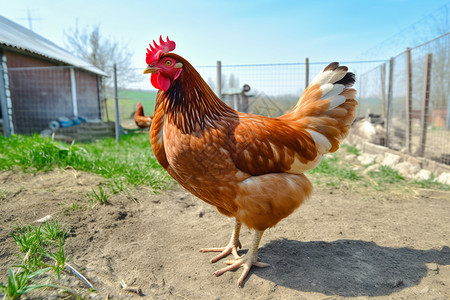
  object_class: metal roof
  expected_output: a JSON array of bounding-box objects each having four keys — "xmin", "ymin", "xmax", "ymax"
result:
[{"xmin": 0, "ymin": 15, "xmax": 107, "ymax": 76}]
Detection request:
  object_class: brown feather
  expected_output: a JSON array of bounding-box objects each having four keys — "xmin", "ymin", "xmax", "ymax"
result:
[{"xmin": 149, "ymin": 55, "xmax": 357, "ymax": 230}]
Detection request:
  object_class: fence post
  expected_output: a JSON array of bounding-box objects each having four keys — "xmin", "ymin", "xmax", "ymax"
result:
[
  {"xmin": 405, "ymin": 48, "xmax": 412, "ymax": 153},
  {"xmin": 0, "ymin": 52, "xmax": 13, "ymax": 137},
  {"xmin": 305, "ymin": 57, "xmax": 309, "ymax": 89},
  {"xmin": 70, "ymin": 68, "xmax": 78, "ymax": 117},
  {"xmin": 216, "ymin": 61, "xmax": 222, "ymax": 99},
  {"xmin": 418, "ymin": 53, "xmax": 432, "ymax": 157},
  {"xmin": 113, "ymin": 64, "xmax": 121, "ymax": 142},
  {"xmin": 381, "ymin": 63, "xmax": 386, "ymax": 119},
  {"xmin": 385, "ymin": 57, "xmax": 395, "ymax": 147},
  {"xmin": 447, "ymin": 92, "xmax": 450, "ymax": 130}
]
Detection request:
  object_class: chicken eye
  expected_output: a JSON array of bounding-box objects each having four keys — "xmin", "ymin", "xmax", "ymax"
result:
[{"xmin": 165, "ymin": 60, "xmax": 172, "ymax": 66}]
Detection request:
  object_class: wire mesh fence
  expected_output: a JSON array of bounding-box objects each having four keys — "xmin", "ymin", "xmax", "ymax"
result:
[
  {"xmin": 1, "ymin": 33, "xmax": 449, "ymax": 165},
  {"xmin": 1, "ymin": 66, "xmax": 103, "ymax": 136},
  {"xmin": 359, "ymin": 32, "xmax": 450, "ymax": 165},
  {"xmin": 195, "ymin": 60, "xmax": 384, "ymax": 117}
]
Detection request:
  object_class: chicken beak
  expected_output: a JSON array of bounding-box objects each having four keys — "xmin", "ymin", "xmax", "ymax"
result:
[{"xmin": 143, "ymin": 65, "xmax": 159, "ymax": 74}]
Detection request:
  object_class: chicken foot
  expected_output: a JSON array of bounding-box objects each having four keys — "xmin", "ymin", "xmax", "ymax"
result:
[
  {"xmin": 200, "ymin": 219, "xmax": 242, "ymax": 263},
  {"xmin": 214, "ymin": 230, "xmax": 270, "ymax": 286}
]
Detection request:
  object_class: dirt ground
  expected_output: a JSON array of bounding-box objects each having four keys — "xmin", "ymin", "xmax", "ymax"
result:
[{"xmin": 0, "ymin": 169, "xmax": 449, "ymax": 299}]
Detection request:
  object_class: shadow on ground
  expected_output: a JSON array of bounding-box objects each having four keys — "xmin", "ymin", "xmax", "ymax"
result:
[{"xmin": 254, "ymin": 239, "xmax": 450, "ymax": 297}]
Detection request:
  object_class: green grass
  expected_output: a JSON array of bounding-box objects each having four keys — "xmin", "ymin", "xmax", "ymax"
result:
[
  {"xmin": 307, "ymin": 155, "xmax": 361, "ymax": 182},
  {"xmin": 1, "ymin": 267, "xmax": 54, "ymax": 300},
  {"xmin": 342, "ymin": 144, "xmax": 360, "ymax": 156},
  {"xmin": 0, "ymin": 133, "xmax": 172, "ymax": 191},
  {"xmin": 368, "ymin": 165, "xmax": 404, "ymax": 185},
  {"xmin": 306, "ymin": 150, "xmax": 449, "ymax": 192},
  {"xmin": 411, "ymin": 176, "xmax": 450, "ymax": 191},
  {"xmin": 11, "ymin": 221, "xmax": 68, "ymax": 272},
  {"xmin": 104, "ymin": 89, "xmax": 157, "ymax": 122},
  {"xmin": 2, "ymin": 221, "xmax": 84, "ymax": 299},
  {"xmin": 87, "ymin": 185, "xmax": 110, "ymax": 207}
]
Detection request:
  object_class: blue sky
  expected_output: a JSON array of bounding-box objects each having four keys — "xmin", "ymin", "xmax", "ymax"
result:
[{"xmin": 1, "ymin": 0, "xmax": 449, "ymax": 68}]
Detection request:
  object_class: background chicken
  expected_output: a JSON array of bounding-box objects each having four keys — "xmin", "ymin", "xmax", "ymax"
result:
[
  {"xmin": 134, "ymin": 101, "xmax": 153, "ymax": 129},
  {"xmin": 143, "ymin": 36, "xmax": 357, "ymax": 286}
]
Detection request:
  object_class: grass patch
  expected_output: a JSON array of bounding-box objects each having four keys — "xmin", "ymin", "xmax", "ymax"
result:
[
  {"xmin": 342, "ymin": 144, "xmax": 360, "ymax": 156},
  {"xmin": 87, "ymin": 185, "xmax": 110, "ymax": 207},
  {"xmin": 308, "ymin": 155, "xmax": 361, "ymax": 181},
  {"xmin": 2, "ymin": 221, "xmax": 90, "ymax": 299},
  {"xmin": 0, "ymin": 133, "xmax": 172, "ymax": 191},
  {"xmin": 411, "ymin": 177, "xmax": 450, "ymax": 191},
  {"xmin": 104, "ymin": 90, "xmax": 157, "ymax": 122},
  {"xmin": 368, "ymin": 166, "xmax": 404, "ymax": 186}
]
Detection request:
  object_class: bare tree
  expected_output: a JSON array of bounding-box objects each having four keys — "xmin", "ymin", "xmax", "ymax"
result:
[{"xmin": 64, "ymin": 23, "xmax": 138, "ymax": 90}]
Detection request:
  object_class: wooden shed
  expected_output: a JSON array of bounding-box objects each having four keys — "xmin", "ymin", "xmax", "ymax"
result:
[{"xmin": 0, "ymin": 15, "xmax": 108, "ymax": 136}]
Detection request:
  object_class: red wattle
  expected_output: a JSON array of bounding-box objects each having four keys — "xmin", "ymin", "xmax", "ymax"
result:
[
  {"xmin": 151, "ymin": 73, "xmax": 171, "ymax": 91},
  {"xmin": 151, "ymin": 73, "xmax": 161, "ymax": 90},
  {"xmin": 157, "ymin": 74, "xmax": 171, "ymax": 91}
]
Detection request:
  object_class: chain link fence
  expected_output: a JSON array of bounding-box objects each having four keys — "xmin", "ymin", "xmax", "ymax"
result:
[
  {"xmin": 358, "ymin": 32, "xmax": 450, "ymax": 165},
  {"xmin": 1, "ymin": 33, "xmax": 449, "ymax": 166},
  {"xmin": 0, "ymin": 66, "xmax": 104, "ymax": 138},
  {"xmin": 195, "ymin": 60, "xmax": 383, "ymax": 117}
]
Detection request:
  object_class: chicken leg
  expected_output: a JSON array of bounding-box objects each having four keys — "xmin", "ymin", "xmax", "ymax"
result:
[
  {"xmin": 200, "ymin": 219, "xmax": 242, "ymax": 263},
  {"xmin": 214, "ymin": 230, "xmax": 270, "ymax": 286}
]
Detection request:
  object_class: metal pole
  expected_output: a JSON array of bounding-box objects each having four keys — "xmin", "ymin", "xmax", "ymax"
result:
[
  {"xmin": 418, "ymin": 53, "xmax": 432, "ymax": 157},
  {"xmin": 381, "ymin": 63, "xmax": 386, "ymax": 119},
  {"xmin": 70, "ymin": 68, "xmax": 78, "ymax": 117},
  {"xmin": 0, "ymin": 52, "xmax": 13, "ymax": 137},
  {"xmin": 405, "ymin": 48, "xmax": 412, "ymax": 153},
  {"xmin": 385, "ymin": 57, "xmax": 394, "ymax": 147},
  {"xmin": 305, "ymin": 57, "xmax": 309, "ymax": 89},
  {"xmin": 113, "ymin": 64, "xmax": 121, "ymax": 142},
  {"xmin": 216, "ymin": 60, "xmax": 222, "ymax": 99}
]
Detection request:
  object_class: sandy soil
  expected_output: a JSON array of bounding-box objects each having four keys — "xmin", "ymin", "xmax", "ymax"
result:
[{"xmin": 0, "ymin": 169, "xmax": 449, "ymax": 299}]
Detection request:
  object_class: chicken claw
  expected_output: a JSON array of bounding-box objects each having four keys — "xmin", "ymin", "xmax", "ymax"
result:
[
  {"xmin": 214, "ymin": 254, "xmax": 270, "ymax": 286},
  {"xmin": 214, "ymin": 230, "xmax": 269, "ymax": 286},
  {"xmin": 199, "ymin": 242, "xmax": 242, "ymax": 263},
  {"xmin": 200, "ymin": 219, "xmax": 242, "ymax": 263}
]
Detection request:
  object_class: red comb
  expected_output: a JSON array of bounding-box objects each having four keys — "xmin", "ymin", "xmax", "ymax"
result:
[{"xmin": 146, "ymin": 36, "xmax": 176, "ymax": 64}]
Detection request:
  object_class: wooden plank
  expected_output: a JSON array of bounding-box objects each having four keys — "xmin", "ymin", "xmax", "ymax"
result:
[{"xmin": 418, "ymin": 53, "xmax": 433, "ymax": 157}]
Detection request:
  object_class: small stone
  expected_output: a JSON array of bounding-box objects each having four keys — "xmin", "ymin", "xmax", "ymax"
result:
[
  {"xmin": 358, "ymin": 153, "xmax": 378, "ymax": 165},
  {"xmin": 35, "ymin": 215, "xmax": 52, "ymax": 223},
  {"xmin": 363, "ymin": 164, "xmax": 380, "ymax": 174},
  {"xmin": 393, "ymin": 162, "xmax": 420, "ymax": 178},
  {"xmin": 435, "ymin": 172, "xmax": 450, "ymax": 185},
  {"xmin": 381, "ymin": 153, "xmax": 401, "ymax": 168},
  {"xmin": 414, "ymin": 169, "xmax": 431, "ymax": 181}
]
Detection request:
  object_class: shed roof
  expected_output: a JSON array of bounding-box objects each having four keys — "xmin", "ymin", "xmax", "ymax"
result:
[{"xmin": 0, "ymin": 15, "xmax": 107, "ymax": 76}]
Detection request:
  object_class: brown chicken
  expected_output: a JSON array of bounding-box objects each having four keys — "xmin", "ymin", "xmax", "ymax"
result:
[
  {"xmin": 134, "ymin": 101, "xmax": 153, "ymax": 129},
  {"xmin": 143, "ymin": 36, "xmax": 357, "ymax": 286}
]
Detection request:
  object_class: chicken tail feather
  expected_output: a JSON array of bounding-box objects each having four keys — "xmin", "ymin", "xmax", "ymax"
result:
[{"xmin": 288, "ymin": 62, "xmax": 358, "ymax": 154}]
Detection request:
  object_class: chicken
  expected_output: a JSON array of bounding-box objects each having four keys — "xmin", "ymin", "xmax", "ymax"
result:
[
  {"xmin": 143, "ymin": 36, "xmax": 357, "ymax": 286},
  {"xmin": 134, "ymin": 101, "xmax": 153, "ymax": 129}
]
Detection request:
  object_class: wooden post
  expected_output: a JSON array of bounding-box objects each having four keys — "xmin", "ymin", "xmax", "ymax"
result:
[
  {"xmin": 446, "ymin": 92, "xmax": 450, "ymax": 130},
  {"xmin": 405, "ymin": 48, "xmax": 412, "ymax": 153},
  {"xmin": 113, "ymin": 64, "xmax": 121, "ymax": 142},
  {"xmin": 216, "ymin": 61, "xmax": 222, "ymax": 99},
  {"xmin": 385, "ymin": 57, "xmax": 395, "ymax": 147},
  {"xmin": 305, "ymin": 57, "xmax": 309, "ymax": 89},
  {"xmin": 380, "ymin": 63, "xmax": 386, "ymax": 119},
  {"xmin": 418, "ymin": 53, "xmax": 432, "ymax": 157}
]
